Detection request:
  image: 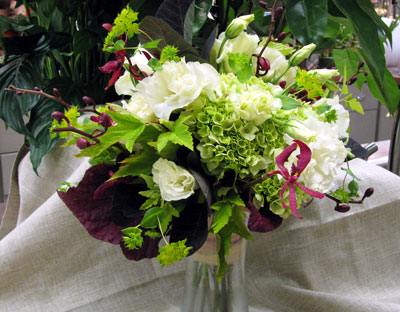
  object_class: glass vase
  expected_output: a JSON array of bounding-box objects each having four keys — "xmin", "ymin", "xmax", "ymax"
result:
[{"xmin": 180, "ymin": 233, "xmax": 248, "ymax": 312}]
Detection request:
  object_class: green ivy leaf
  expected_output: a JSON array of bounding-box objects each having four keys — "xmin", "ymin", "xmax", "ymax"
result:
[
  {"xmin": 211, "ymin": 201, "xmax": 233, "ymax": 234},
  {"xmin": 110, "ymin": 150, "xmax": 159, "ymax": 180},
  {"xmin": 157, "ymin": 115, "xmax": 193, "ymax": 152},
  {"xmin": 345, "ymin": 96, "xmax": 364, "ymax": 115}
]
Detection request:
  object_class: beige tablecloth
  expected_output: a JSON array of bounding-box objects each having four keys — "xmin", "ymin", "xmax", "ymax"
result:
[{"xmin": 1, "ymin": 144, "xmax": 400, "ymax": 312}]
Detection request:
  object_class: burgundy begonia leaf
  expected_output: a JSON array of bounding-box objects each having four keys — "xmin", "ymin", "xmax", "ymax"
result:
[
  {"xmin": 120, "ymin": 235, "xmax": 161, "ymax": 261},
  {"xmin": 58, "ymin": 164, "xmax": 136, "ymax": 245},
  {"xmin": 247, "ymin": 201, "xmax": 283, "ymax": 233},
  {"xmin": 111, "ymin": 182, "xmax": 147, "ymax": 226}
]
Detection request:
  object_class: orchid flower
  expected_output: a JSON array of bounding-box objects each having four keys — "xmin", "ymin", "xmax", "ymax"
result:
[{"xmin": 267, "ymin": 140, "xmax": 325, "ymax": 219}]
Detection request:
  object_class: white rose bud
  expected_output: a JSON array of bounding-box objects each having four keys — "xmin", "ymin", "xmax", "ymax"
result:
[
  {"xmin": 308, "ymin": 69, "xmax": 340, "ymax": 84},
  {"xmin": 285, "ymin": 119, "xmax": 316, "ymax": 142},
  {"xmin": 288, "ymin": 43, "xmax": 316, "ymax": 66},
  {"xmin": 152, "ymin": 158, "xmax": 198, "ymax": 201},
  {"xmin": 225, "ymin": 14, "xmax": 255, "ymax": 39}
]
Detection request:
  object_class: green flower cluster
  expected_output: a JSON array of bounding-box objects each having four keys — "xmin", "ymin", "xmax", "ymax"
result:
[
  {"xmin": 190, "ymin": 74, "xmax": 287, "ymax": 180},
  {"xmin": 156, "ymin": 240, "xmax": 192, "ymax": 266}
]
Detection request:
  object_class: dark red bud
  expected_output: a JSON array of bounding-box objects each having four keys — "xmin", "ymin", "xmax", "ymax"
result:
[
  {"xmin": 16, "ymin": 91, "xmax": 23, "ymax": 96},
  {"xmin": 275, "ymin": 6, "xmax": 284, "ymax": 16},
  {"xmin": 335, "ymin": 204, "xmax": 351, "ymax": 213},
  {"xmin": 53, "ymin": 88, "xmax": 60, "ymax": 97},
  {"xmin": 141, "ymin": 50, "xmax": 152, "ymax": 61},
  {"xmin": 82, "ymin": 96, "xmax": 96, "ymax": 107},
  {"xmin": 259, "ymin": 1, "xmax": 268, "ymax": 9},
  {"xmin": 279, "ymin": 81, "xmax": 286, "ymax": 89},
  {"xmin": 76, "ymin": 137, "xmax": 91, "ymax": 150},
  {"xmin": 51, "ymin": 111, "xmax": 65, "ymax": 124},
  {"xmin": 258, "ymin": 57, "xmax": 270, "ymax": 72},
  {"xmin": 346, "ymin": 76, "xmax": 357, "ymax": 85},
  {"xmin": 358, "ymin": 61, "xmax": 365, "ymax": 69},
  {"xmin": 277, "ymin": 32, "xmax": 287, "ymax": 42},
  {"xmin": 33, "ymin": 86, "xmax": 41, "ymax": 91},
  {"xmin": 362, "ymin": 187, "xmax": 374, "ymax": 200},
  {"xmin": 102, "ymin": 23, "xmax": 113, "ymax": 32},
  {"xmin": 90, "ymin": 112, "xmax": 115, "ymax": 129},
  {"xmin": 363, "ymin": 71, "xmax": 368, "ymax": 77}
]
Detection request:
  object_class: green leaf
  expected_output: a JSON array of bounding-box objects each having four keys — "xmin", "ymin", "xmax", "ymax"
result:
[
  {"xmin": 277, "ymin": 95, "xmax": 301, "ymax": 110},
  {"xmin": 155, "ymin": 0, "xmax": 194, "ymax": 36},
  {"xmin": 73, "ymin": 30, "xmax": 99, "ymax": 55},
  {"xmin": 332, "ymin": 48, "xmax": 365, "ymax": 90},
  {"xmin": 365, "ymin": 67, "xmax": 400, "ymax": 116},
  {"xmin": 138, "ymin": 16, "xmax": 199, "ymax": 59},
  {"xmin": 110, "ymin": 150, "xmax": 159, "ymax": 180},
  {"xmin": 140, "ymin": 207, "xmax": 165, "ymax": 228},
  {"xmin": 157, "ymin": 115, "xmax": 193, "ymax": 152},
  {"xmin": 341, "ymin": 167, "xmax": 361, "ymax": 181},
  {"xmin": 267, "ymin": 42, "xmax": 296, "ymax": 56},
  {"xmin": 184, "ymin": 0, "xmax": 213, "ymax": 43},
  {"xmin": 348, "ymin": 179, "xmax": 359, "ymax": 197},
  {"xmin": 286, "ymin": 0, "xmax": 328, "ymax": 45},
  {"xmin": 141, "ymin": 39, "xmax": 161, "ymax": 49},
  {"xmin": 316, "ymin": 103, "xmax": 331, "ymax": 114},
  {"xmin": 211, "ymin": 201, "xmax": 233, "ymax": 234},
  {"xmin": 354, "ymin": 0, "xmax": 392, "ymax": 45},
  {"xmin": 331, "ymin": 0, "xmax": 385, "ymax": 85},
  {"xmin": 345, "ymin": 96, "xmax": 364, "ymax": 115}
]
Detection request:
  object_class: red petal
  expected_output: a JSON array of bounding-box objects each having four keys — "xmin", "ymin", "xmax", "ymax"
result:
[
  {"xmin": 99, "ymin": 61, "xmax": 119, "ymax": 74},
  {"xmin": 276, "ymin": 143, "xmax": 297, "ymax": 178},
  {"xmin": 294, "ymin": 181, "xmax": 325, "ymax": 199},
  {"xmin": 280, "ymin": 180, "xmax": 290, "ymax": 209},
  {"xmin": 102, "ymin": 23, "xmax": 113, "ymax": 32},
  {"xmin": 289, "ymin": 183, "xmax": 303, "ymax": 219},
  {"xmin": 293, "ymin": 140, "xmax": 312, "ymax": 175}
]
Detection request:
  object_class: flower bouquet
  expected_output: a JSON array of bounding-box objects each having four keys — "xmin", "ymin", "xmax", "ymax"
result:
[{"xmin": 6, "ymin": 2, "xmax": 375, "ymax": 311}]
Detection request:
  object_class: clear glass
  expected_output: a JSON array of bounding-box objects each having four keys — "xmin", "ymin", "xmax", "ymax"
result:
[{"xmin": 180, "ymin": 234, "xmax": 248, "ymax": 312}]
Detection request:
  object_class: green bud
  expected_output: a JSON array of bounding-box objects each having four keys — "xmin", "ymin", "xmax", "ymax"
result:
[
  {"xmin": 285, "ymin": 119, "xmax": 316, "ymax": 142},
  {"xmin": 225, "ymin": 14, "xmax": 255, "ymax": 39},
  {"xmin": 288, "ymin": 43, "xmax": 316, "ymax": 66}
]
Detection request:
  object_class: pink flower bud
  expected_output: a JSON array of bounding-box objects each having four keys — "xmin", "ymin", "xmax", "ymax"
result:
[
  {"xmin": 51, "ymin": 112, "xmax": 65, "ymax": 124},
  {"xmin": 82, "ymin": 96, "xmax": 96, "ymax": 107},
  {"xmin": 53, "ymin": 88, "xmax": 60, "ymax": 97},
  {"xmin": 76, "ymin": 137, "xmax": 91, "ymax": 150},
  {"xmin": 335, "ymin": 204, "xmax": 351, "ymax": 213}
]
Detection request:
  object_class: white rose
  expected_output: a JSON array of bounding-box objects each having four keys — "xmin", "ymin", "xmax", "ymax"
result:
[
  {"xmin": 152, "ymin": 158, "xmax": 198, "ymax": 201},
  {"xmin": 210, "ymin": 31, "xmax": 259, "ymax": 72},
  {"xmin": 122, "ymin": 93, "xmax": 156, "ymax": 122},
  {"xmin": 254, "ymin": 46, "xmax": 297, "ymax": 84},
  {"xmin": 135, "ymin": 59, "xmax": 220, "ymax": 120},
  {"xmin": 115, "ymin": 50, "xmax": 154, "ymax": 96}
]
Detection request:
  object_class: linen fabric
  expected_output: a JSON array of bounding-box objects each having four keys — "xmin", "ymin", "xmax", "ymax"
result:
[{"xmin": 1, "ymin": 144, "xmax": 400, "ymax": 312}]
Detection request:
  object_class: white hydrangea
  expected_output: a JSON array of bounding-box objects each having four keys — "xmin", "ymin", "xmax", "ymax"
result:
[
  {"xmin": 135, "ymin": 59, "xmax": 220, "ymax": 120},
  {"xmin": 231, "ymin": 84, "xmax": 282, "ymax": 125},
  {"xmin": 152, "ymin": 158, "xmax": 197, "ymax": 201}
]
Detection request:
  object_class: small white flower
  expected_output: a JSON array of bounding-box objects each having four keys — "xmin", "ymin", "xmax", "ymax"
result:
[
  {"xmin": 254, "ymin": 46, "xmax": 297, "ymax": 84},
  {"xmin": 211, "ymin": 31, "xmax": 259, "ymax": 72},
  {"xmin": 152, "ymin": 158, "xmax": 198, "ymax": 201},
  {"xmin": 122, "ymin": 93, "xmax": 156, "ymax": 122},
  {"xmin": 135, "ymin": 59, "xmax": 220, "ymax": 120}
]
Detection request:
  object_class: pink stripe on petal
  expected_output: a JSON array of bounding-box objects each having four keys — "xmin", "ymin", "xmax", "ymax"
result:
[
  {"xmin": 276, "ymin": 143, "xmax": 297, "ymax": 178},
  {"xmin": 293, "ymin": 140, "xmax": 312, "ymax": 174},
  {"xmin": 295, "ymin": 182, "xmax": 325, "ymax": 199},
  {"xmin": 289, "ymin": 183, "xmax": 303, "ymax": 219},
  {"xmin": 280, "ymin": 180, "xmax": 290, "ymax": 209}
]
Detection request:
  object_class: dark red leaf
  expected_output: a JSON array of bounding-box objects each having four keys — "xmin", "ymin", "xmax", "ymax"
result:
[
  {"xmin": 58, "ymin": 165, "xmax": 135, "ymax": 245},
  {"xmin": 120, "ymin": 235, "xmax": 161, "ymax": 260},
  {"xmin": 247, "ymin": 201, "xmax": 283, "ymax": 233}
]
